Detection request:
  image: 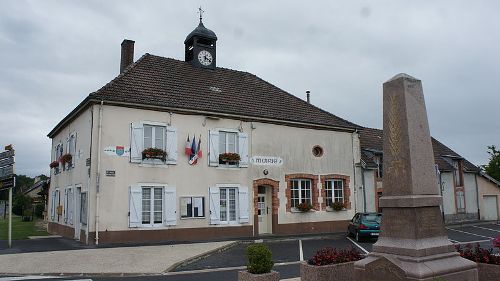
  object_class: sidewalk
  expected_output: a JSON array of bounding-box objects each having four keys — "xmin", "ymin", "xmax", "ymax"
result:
[{"xmin": 0, "ymin": 240, "xmax": 235, "ymax": 275}]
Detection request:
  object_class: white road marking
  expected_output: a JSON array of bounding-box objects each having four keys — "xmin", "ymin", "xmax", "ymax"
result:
[
  {"xmin": 453, "ymin": 239, "xmax": 492, "ymax": 245},
  {"xmin": 0, "ymin": 277, "xmax": 62, "ymax": 280},
  {"xmin": 446, "ymin": 227, "xmax": 493, "ymax": 239},
  {"xmin": 163, "ymin": 262, "xmax": 302, "ymax": 275},
  {"xmin": 346, "ymin": 237, "xmax": 370, "ymax": 255},
  {"xmin": 299, "ymin": 239, "xmax": 304, "ymax": 261},
  {"xmin": 449, "ymin": 239, "xmax": 459, "ymax": 243},
  {"xmin": 472, "ymin": 225, "xmax": 500, "ymax": 233}
]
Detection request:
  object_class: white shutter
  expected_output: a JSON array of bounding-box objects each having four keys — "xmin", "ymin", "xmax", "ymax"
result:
[
  {"xmin": 68, "ymin": 188, "xmax": 74, "ymax": 225},
  {"xmin": 50, "ymin": 191, "xmax": 56, "ymax": 220},
  {"xmin": 165, "ymin": 127, "xmax": 178, "ymax": 165},
  {"xmin": 209, "ymin": 130, "xmax": 219, "ymax": 167},
  {"xmin": 72, "ymin": 133, "xmax": 77, "ymax": 164},
  {"xmin": 63, "ymin": 189, "xmax": 68, "ymax": 223},
  {"xmin": 238, "ymin": 186, "xmax": 249, "ymax": 223},
  {"xmin": 164, "ymin": 187, "xmax": 177, "ymax": 226},
  {"xmin": 238, "ymin": 132, "xmax": 249, "ymax": 168},
  {"xmin": 209, "ymin": 187, "xmax": 220, "ymax": 225},
  {"xmin": 129, "ymin": 185, "xmax": 142, "ymax": 228},
  {"xmin": 130, "ymin": 122, "xmax": 144, "ymax": 163}
]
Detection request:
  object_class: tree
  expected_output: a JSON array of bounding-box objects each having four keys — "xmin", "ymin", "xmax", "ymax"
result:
[{"xmin": 483, "ymin": 145, "xmax": 500, "ymax": 182}]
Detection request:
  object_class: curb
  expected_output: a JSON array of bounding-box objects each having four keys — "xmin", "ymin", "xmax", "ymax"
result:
[{"xmin": 164, "ymin": 240, "xmax": 243, "ymax": 272}]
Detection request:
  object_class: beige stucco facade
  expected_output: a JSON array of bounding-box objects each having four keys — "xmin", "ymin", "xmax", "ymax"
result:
[
  {"xmin": 477, "ymin": 175, "xmax": 500, "ymax": 221},
  {"xmin": 48, "ymin": 104, "xmax": 361, "ymax": 244}
]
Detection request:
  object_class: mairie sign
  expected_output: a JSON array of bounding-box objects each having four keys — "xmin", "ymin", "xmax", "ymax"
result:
[{"xmin": 250, "ymin": 156, "xmax": 283, "ymax": 166}]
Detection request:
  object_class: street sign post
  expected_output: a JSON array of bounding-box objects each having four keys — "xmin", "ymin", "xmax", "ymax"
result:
[{"xmin": 0, "ymin": 145, "xmax": 15, "ymax": 248}]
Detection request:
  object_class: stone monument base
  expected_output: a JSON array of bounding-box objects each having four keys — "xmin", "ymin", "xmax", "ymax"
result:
[{"xmin": 354, "ymin": 251, "xmax": 478, "ymax": 281}]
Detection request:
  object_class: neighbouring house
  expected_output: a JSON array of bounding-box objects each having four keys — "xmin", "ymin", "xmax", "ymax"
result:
[
  {"xmin": 47, "ymin": 19, "xmax": 364, "ymax": 245},
  {"xmin": 358, "ymin": 127, "xmax": 489, "ymax": 224},
  {"xmin": 23, "ymin": 177, "xmax": 50, "ymax": 220},
  {"xmin": 477, "ymin": 171, "xmax": 500, "ymax": 221}
]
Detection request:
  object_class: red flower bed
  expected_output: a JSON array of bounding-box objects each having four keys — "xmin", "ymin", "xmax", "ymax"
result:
[
  {"xmin": 455, "ymin": 243, "xmax": 500, "ymax": 265},
  {"xmin": 308, "ymin": 247, "xmax": 363, "ymax": 266}
]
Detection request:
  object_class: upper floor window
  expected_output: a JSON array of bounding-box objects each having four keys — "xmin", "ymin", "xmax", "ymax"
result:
[
  {"xmin": 66, "ymin": 132, "xmax": 77, "ymax": 169},
  {"xmin": 290, "ymin": 179, "xmax": 311, "ymax": 208},
  {"xmin": 374, "ymin": 155, "xmax": 383, "ymax": 178},
  {"xmin": 130, "ymin": 121, "xmax": 178, "ymax": 165},
  {"xmin": 208, "ymin": 129, "xmax": 248, "ymax": 168},
  {"xmin": 452, "ymin": 160, "xmax": 463, "ymax": 187}
]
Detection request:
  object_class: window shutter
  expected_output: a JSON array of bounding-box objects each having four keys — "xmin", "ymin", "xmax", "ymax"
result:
[
  {"xmin": 68, "ymin": 188, "xmax": 74, "ymax": 225},
  {"xmin": 165, "ymin": 127, "xmax": 178, "ymax": 165},
  {"xmin": 63, "ymin": 189, "xmax": 68, "ymax": 223},
  {"xmin": 50, "ymin": 191, "xmax": 56, "ymax": 220},
  {"xmin": 72, "ymin": 133, "xmax": 77, "ymax": 165},
  {"xmin": 209, "ymin": 187, "xmax": 220, "ymax": 225},
  {"xmin": 164, "ymin": 187, "xmax": 177, "ymax": 226},
  {"xmin": 209, "ymin": 130, "xmax": 220, "ymax": 167},
  {"xmin": 129, "ymin": 185, "xmax": 142, "ymax": 228},
  {"xmin": 238, "ymin": 132, "xmax": 249, "ymax": 167},
  {"xmin": 130, "ymin": 122, "xmax": 143, "ymax": 163},
  {"xmin": 238, "ymin": 186, "xmax": 249, "ymax": 223}
]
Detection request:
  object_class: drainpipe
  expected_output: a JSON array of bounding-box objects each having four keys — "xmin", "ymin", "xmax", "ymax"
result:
[
  {"xmin": 95, "ymin": 100, "xmax": 103, "ymax": 245},
  {"xmin": 474, "ymin": 172, "xmax": 480, "ymax": 221},
  {"xmin": 351, "ymin": 130, "xmax": 358, "ymax": 212},
  {"xmin": 361, "ymin": 165, "xmax": 367, "ymax": 212},
  {"xmin": 86, "ymin": 105, "xmax": 94, "ymax": 245}
]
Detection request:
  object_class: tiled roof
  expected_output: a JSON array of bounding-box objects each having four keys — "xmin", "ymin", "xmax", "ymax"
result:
[
  {"xmin": 359, "ymin": 127, "xmax": 479, "ymax": 173},
  {"xmin": 89, "ymin": 54, "xmax": 360, "ymax": 130}
]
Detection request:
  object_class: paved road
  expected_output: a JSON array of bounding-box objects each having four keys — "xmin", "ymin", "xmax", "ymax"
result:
[{"xmin": 1, "ymin": 222, "xmax": 498, "ymax": 281}]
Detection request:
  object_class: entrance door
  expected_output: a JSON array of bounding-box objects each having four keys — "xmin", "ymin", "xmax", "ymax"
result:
[
  {"xmin": 258, "ymin": 186, "xmax": 272, "ymax": 235},
  {"xmin": 74, "ymin": 186, "xmax": 81, "ymax": 240},
  {"xmin": 483, "ymin": 195, "xmax": 498, "ymax": 221}
]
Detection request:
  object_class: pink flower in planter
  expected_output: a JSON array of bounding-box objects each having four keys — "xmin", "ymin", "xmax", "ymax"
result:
[{"xmin": 493, "ymin": 236, "xmax": 500, "ymax": 249}]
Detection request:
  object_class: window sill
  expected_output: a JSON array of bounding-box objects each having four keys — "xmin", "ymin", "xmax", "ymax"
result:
[
  {"xmin": 291, "ymin": 209, "xmax": 316, "ymax": 213},
  {"xmin": 326, "ymin": 208, "xmax": 348, "ymax": 212},
  {"xmin": 216, "ymin": 166, "xmax": 240, "ymax": 170},
  {"xmin": 138, "ymin": 163, "xmax": 168, "ymax": 168},
  {"xmin": 180, "ymin": 217, "xmax": 206, "ymax": 220}
]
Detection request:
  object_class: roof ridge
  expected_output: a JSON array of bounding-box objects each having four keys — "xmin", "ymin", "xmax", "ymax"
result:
[{"xmin": 91, "ymin": 53, "xmax": 151, "ymax": 96}]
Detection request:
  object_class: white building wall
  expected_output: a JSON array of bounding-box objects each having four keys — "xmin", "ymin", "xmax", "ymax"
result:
[
  {"xmin": 363, "ymin": 170, "xmax": 376, "ymax": 213},
  {"xmin": 440, "ymin": 172, "xmax": 455, "ymax": 215},
  {"xmin": 464, "ymin": 173, "xmax": 478, "ymax": 215}
]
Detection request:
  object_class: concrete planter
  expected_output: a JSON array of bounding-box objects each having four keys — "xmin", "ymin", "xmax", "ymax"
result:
[
  {"xmin": 477, "ymin": 262, "xmax": 500, "ymax": 281},
  {"xmin": 300, "ymin": 261, "xmax": 355, "ymax": 281},
  {"xmin": 237, "ymin": 270, "xmax": 280, "ymax": 281}
]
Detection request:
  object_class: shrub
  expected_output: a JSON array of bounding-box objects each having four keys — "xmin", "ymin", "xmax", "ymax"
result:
[
  {"xmin": 13, "ymin": 193, "xmax": 33, "ymax": 216},
  {"xmin": 246, "ymin": 244, "xmax": 274, "ymax": 274},
  {"xmin": 455, "ymin": 243, "xmax": 500, "ymax": 265},
  {"xmin": 297, "ymin": 202, "xmax": 313, "ymax": 212},
  {"xmin": 308, "ymin": 247, "xmax": 363, "ymax": 266},
  {"xmin": 331, "ymin": 201, "xmax": 344, "ymax": 211},
  {"xmin": 34, "ymin": 203, "xmax": 45, "ymax": 218}
]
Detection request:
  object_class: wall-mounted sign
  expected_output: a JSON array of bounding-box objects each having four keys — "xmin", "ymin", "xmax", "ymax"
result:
[
  {"xmin": 104, "ymin": 146, "xmax": 130, "ymax": 157},
  {"xmin": 106, "ymin": 170, "xmax": 116, "ymax": 177},
  {"xmin": 250, "ymin": 156, "xmax": 283, "ymax": 166},
  {"xmin": 0, "ymin": 177, "xmax": 15, "ymax": 191}
]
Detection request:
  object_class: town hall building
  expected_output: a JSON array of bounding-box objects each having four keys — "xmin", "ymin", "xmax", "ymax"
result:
[{"xmin": 47, "ymin": 18, "xmax": 363, "ymax": 244}]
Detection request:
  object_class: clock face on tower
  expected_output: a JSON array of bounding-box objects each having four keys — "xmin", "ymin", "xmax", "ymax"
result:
[{"xmin": 197, "ymin": 50, "xmax": 213, "ymax": 66}]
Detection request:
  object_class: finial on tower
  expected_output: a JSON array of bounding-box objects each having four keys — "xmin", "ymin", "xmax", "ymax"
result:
[{"xmin": 198, "ymin": 6, "xmax": 205, "ymax": 23}]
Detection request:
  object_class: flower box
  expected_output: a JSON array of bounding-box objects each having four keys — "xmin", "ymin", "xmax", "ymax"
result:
[
  {"xmin": 49, "ymin": 161, "xmax": 59, "ymax": 169},
  {"xmin": 296, "ymin": 202, "xmax": 313, "ymax": 212},
  {"xmin": 330, "ymin": 201, "xmax": 345, "ymax": 211},
  {"xmin": 142, "ymin": 148, "xmax": 167, "ymax": 161},
  {"xmin": 219, "ymin": 152, "xmax": 241, "ymax": 164},
  {"xmin": 237, "ymin": 270, "xmax": 280, "ymax": 281},
  {"xmin": 60, "ymin": 154, "xmax": 72, "ymax": 164},
  {"xmin": 300, "ymin": 261, "xmax": 355, "ymax": 281}
]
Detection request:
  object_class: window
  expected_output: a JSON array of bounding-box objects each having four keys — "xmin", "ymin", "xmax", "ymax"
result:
[
  {"xmin": 453, "ymin": 160, "xmax": 463, "ymax": 187},
  {"xmin": 208, "ymin": 129, "xmax": 248, "ymax": 167},
  {"xmin": 456, "ymin": 190, "xmax": 465, "ymax": 213},
  {"xmin": 180, "ymin": 197, "xmax": 205, "ymax": 218},
  {"xmin": 375, "ymin": 155, "xmax": 383, "ymax": 178},
  {"xmin": 220, "ymin": 188, "xmax": 237, "ymax": 223},
  {"xmin": 208, "ymin": 186, "xmax": 248, "ymax": 225},
  {"xmin": 67, "ymin": 133, "xmax": 77, "ymax": 169},
  {"xmin": 64, "ymin": 187, "xmax": 74, "ymax": 225},
  {"xmin": 290, "ymin": 179, "xmax": 311, "ymax": 208},
  {"xmin": 130, "ymin": 122, "xmax": 178, "ymax": 165},
  {"xmin": 80, "ymin": 192, "xmax": 87, "ymax": 225},
  {"xmin": 312, "ymin": 145, "xmax": 323, "ymax": 157},
  {"xmin": 325, "ymin": 179, "xmax": 344, "ymax": 206},
  {"xmin": 54, "ymin": 143, "xmax": 63, "ymax": 174},
  {"xmin": 141, "ymin": 187, "xmax": 163, "ymax": 225}
]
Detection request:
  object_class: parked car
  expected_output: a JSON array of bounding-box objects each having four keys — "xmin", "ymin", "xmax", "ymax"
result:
[{"xmin": 347, "ymin": 212, "xmax": 381, "ymax": 242}]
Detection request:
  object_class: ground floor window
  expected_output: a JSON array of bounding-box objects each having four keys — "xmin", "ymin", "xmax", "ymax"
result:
[
  {"xmin": 290, "ymin": 179, "xmax": 311, "ymax": 208},
  {"xmin": 180, "ymin": 196, "xmax": 205, "ymax": 218},
  {"xmin": 325, "ymin": 179, "xmax": 344, "ymax": 206},
  {"xmin": 220, "ymin": 188, "xmax": 237, "ymax": 223},
  {"xmin": 80, "ymin": 192, "xmax": 87, "ymax": 225},
  {"xmin": 142, "ymin": 187, "xmax": 163, "ymax": 225}
]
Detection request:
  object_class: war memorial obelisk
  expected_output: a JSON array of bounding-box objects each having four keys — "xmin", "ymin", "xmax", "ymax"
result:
[{"xmin": 354, "ymin": 74, "xmax": 478, "ymax": 280}]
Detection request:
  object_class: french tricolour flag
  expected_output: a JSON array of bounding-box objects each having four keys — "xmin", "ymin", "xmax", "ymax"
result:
[{"xmin": 185, "ymin": 135, "xmax": 191, "ymax": 156}]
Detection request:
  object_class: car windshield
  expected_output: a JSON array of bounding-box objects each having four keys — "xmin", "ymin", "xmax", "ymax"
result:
[{"xmin": 362, "ymin": 214, "xmax": 381, "ymax": 223}]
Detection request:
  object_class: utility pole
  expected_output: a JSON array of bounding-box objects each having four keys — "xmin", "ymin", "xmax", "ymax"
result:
[{"xmin": 0, "ymin": 144, "xmax": 15, "ymax": 248}]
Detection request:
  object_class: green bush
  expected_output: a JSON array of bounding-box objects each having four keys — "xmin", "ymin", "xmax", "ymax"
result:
[
  {"xmin": 12, "ymin": 193, "xmax": 33, "ymax": 216},
  {"xmin": 34, "ymin": 203, "xmax": 44, "ymax": 218},
  {"xmin": 246, "ymin": 243, "xmax": 274, "ymax": 274}
]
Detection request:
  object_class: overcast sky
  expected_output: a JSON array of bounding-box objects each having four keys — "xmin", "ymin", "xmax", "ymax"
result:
[{"xmin": 1, "ymin": 1, "xmax": 499, "ymax": 177}]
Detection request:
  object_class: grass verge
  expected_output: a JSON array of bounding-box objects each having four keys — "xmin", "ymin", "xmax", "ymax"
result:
[{"xmin": 0, "ymin": 216, "xmax": 48, "ymax": 240}]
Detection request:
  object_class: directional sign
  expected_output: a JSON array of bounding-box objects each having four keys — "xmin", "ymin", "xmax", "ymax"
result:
[
  {"xmin": 0, "ymin": 165, "xmax": 13, "ymax": 179},
  {"xmin": 0, "ymin": 177, "xmax": 14, "ymax": 191},
  {"xmin": 0, "ymin": 150, "xmax": 14, "ymax": 160}
]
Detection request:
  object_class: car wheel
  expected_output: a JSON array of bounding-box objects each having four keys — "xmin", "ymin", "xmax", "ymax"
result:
[{"xmin": 355, "ymin": 231, "xmax": 361, "ymax": 242}]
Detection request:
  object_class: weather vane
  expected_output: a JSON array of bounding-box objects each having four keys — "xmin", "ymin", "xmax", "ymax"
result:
[{"xmin": 198, "ymin": 6, "xmax": 205, "ymax": 23}]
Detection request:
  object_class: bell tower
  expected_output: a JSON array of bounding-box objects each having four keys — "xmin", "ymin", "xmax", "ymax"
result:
[{"xmin": 184, "ymin": 8, "xmax": 218, "ymax": 70}]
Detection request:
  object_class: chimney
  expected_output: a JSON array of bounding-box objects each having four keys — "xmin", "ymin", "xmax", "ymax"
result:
[
  {"xmin": 306, "ymin": 90, "xmax": 311, "ymax": 103},
  {"xmin": 120, "ymin": 39, "xmax": 135, "ymax": 73}
]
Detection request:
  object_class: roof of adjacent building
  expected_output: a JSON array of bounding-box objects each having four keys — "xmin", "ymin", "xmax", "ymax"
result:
[
  {"xmin": 359, "ymin": 127, "xmax": 479, "ymax": 173},
  {"xmin": 49, "ymin": 53, "xmax": 360, "ymax": 137}
]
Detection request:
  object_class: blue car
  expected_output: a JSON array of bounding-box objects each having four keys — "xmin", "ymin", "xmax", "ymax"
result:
[{"xmin": 347, "ymin": 212, "xmax": 381, "ymax": 242}]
